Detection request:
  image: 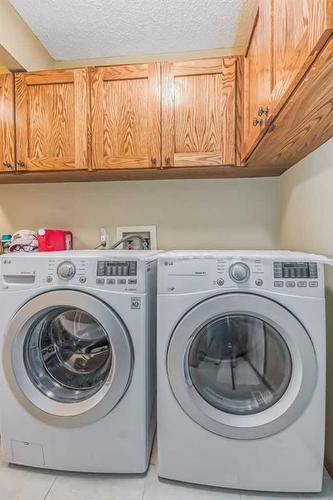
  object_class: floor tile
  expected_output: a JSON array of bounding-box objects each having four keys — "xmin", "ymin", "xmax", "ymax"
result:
[
  {"xmin": 143, "ymin": 465, "xmax": 241, "ymax": 500},
  {"xmin": 240, "ymin": 469, "xmax": 333, "ymax": 500},
  {"xmin": 0, "ymin": 456, "xmax": 56, "ymax": 500},
  {"xmin": 46, "ymin": 471, "xmax": 145, "ymax": 500},
  {"xmin": 1, "ymin": 448, "xmax": 332, "ymax": 500},
  {"xmin": 240, "ymin": 490, "xmax": 304, "ymax": 499},
  {"xmin": 150, "ymin": 438, "xmax": 157, "ymax": 466}
]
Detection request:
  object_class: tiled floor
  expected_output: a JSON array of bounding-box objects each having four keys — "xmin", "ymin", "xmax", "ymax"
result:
[{"xmin": 1, "ymin": 448, "xmax": 333, "ymax": 500}]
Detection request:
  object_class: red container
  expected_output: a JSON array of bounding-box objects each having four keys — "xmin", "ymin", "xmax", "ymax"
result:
[{"xmin": 37, "ymin": 229, "xmax": 73, "ymax": 252}]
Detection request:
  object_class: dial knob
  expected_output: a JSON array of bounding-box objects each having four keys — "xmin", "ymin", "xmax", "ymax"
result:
[
  {"xmin": 229, "ymin": 262, "xmax": 250, "ymax": 283},
  {"xmin": 57, "ymin": 261, "xmax": 76, "ymax": 280}
]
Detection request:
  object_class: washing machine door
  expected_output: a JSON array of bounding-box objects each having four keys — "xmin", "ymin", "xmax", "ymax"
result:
[
  {"xmin": 167, "ymin": 293, "xmax": 317, "ymax": 439},
  {"xmin": 3, "ymin": 290, "xmax": 133, "ymax": 425}
]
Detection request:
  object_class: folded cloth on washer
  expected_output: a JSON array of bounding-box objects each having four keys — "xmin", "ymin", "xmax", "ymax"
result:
[{"xmin": 9, "ymin": 230, "xmax": 38, "ymax": 253}]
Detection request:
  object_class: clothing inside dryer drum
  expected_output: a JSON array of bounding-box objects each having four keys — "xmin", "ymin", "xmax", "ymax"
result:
[
  {"xmin": 24, "ymin": 307, "xmax": 112, "ymax": 403},
  {"xmin": 188, "ymin": 314, "xmax": 292, "ymax": 415}
]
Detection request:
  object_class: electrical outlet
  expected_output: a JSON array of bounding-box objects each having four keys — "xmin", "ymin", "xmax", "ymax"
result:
[{"xmin": 99, "ymin": 227, "xmax": 109, "ymax": 248}]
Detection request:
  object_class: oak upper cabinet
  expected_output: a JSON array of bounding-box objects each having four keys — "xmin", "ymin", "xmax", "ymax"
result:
[
  {"xmin": 15, "ymin": 69, "xmax": 90, "ymax": 171},
  {"xmin": 243, "ymin": 0, "xmax": 271, "ymax": 157},
  {"xmin": 271, "ymin": 0, "xmax": 333, "ymax": 111},
  {"xmin": 91, "ymin": 63, "xmax": 161, "ymax": 169},
  {"xmin": 162, "ymin": 57, "xmax": 236, "ymax": 167},
  {"xmin": 0, "ymin": 74, "xmax": 15, "ymax": 172},
  {"xmin": 247, "ymin": 37, "xmax": 333, "ymax": 171},
  {"xmin": 244, "ymin": 0, "xmax": 333, "ymax": 162}
]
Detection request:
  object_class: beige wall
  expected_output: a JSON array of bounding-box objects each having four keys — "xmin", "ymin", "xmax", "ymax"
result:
[
  {"xmin": 0, "ymin": 178, "xmax": 278, "ymax": 250},
  {"xmin": 279, "ymin": 138, "xmax": 333, "ymax": 465},
  {"xmin": 54, "ymin": 48, "xmax": 243, "ymax": 69},
  {"xmin": 0, "ymin": 0, "xmax": 53, "ymax": 71}
]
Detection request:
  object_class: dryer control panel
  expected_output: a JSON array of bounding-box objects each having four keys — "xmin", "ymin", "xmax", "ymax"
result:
[
  {"xmin": 158, "ymin": 256, "xmax": 324, "ymax": 297},
  {"xmin": 273, "ymin": 261, "xmax": 318, "ymax": 279}
]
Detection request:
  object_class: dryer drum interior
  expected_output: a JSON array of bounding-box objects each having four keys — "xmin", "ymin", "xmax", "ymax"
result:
[
  {"xmin": 188, "ymin": 314, "xmax": 292, "ymax": 416},
  {"xmin": 167, "ymin": 293, "xmax": 317, "ymax": 440}
]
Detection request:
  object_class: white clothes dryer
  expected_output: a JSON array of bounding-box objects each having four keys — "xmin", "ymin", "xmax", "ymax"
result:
[
  {"xmin": 157, "ymin": 251, "xmax": 326, "ymax": 492},
  {"xmin": 0, "ymin": 250, "xmax": 160, "ymax": 473}
]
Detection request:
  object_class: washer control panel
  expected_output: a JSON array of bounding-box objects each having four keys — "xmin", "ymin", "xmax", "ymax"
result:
[
  {"xmin": 158, "ymin": 256, "xmax": 324, "ymax": 297},
  {"xmin": 96, "ymin": 260, "xmax": 137, "ymax": 277},
  {"xmin": 0, "ymin": 256, "xmax": 144, "ymax": 292},
  {"xmin": 57, "ymin": 261, "xmax": 76, "ymax": 280}
]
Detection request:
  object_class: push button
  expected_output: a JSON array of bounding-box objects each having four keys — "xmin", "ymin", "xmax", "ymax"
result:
[
  {"xmin": 107, "ymin": 278, "xmax": 116, "ymax": 285},
  {"xmin": 274, "ymin": 281, "xmax": 283, "ymax": 287},
  {"xmin": 128, "ymin": 278, "xmax": 137, "ymax": 285},
  {"xmin": 309, "ymin": 281, "xmax": 318, "ymax": 287},
  {"xmin": 117, "ymin": 279, "xmax": 126, "ymax": 284},
  {"xmin": 297, "ymin": 281, "xmax": 307, "ymax": 287},
  {"xmin": 217, "ymin": 278, "xmax": 224, "ymax": 287},
  {"xmin": 255, "ymin": 279, "xmax": 263, "ymax": 286},
  {"xmin": 79, "ymin": 276, "xmax": 87, "ymax": 284},
  {"xmin": 96, "ymin": 278, "xmax": 105, "ymax": 285},
  {"xmin": 286, "ymin": 281, "xmax": 295, "ymax": 287}
]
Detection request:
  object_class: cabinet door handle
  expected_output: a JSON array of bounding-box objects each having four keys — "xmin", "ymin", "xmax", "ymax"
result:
[
  {"xmin": 3, "ymin": 161, "xmax": 13, "ymax": 169},
  {"xmin": 253, "ymin": 117, "xmax": 263, "ymax": 127},
  {"xmin": 258, "ymin": 106, "xmax": 269, "ymax": 116},
  {"xmin": 150, "ymin": 157, "xmax": 157, "ymax": 167},
  {"xmin": 17, "ymin": 160, "xmax": 26, "ymax": 168},
  {"xmin": 165, "ymin": 156, "xmax": 171, "ymax": 166}
]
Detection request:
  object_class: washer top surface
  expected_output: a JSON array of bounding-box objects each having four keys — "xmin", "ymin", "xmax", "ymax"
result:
[{"xmin": 2, "ymin": 249, "xmax": 163, "ymax": 261}]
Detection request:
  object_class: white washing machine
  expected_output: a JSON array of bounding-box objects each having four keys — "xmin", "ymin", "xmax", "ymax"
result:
[
  {"xmin": 157, "ymin": 251, "xmax": 326, "ymax": 493},
  {"xmin": 0, "ymin": 250, "xmax": 160, "ymax": 473}
]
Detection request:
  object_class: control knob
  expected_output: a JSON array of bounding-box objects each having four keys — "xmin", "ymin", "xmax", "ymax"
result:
[
  {"xmin": 229, "ymin": 262, "xmax": 250, "ymax": 283},
  {"xmin": 57, "ymin": 261, "xmax": 76, "ymax": 280}
]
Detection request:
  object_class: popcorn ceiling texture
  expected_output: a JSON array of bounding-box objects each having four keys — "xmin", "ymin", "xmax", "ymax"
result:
[{"xmin": 9, "ymin": 0, "xmax": 256, "ymax": 61}]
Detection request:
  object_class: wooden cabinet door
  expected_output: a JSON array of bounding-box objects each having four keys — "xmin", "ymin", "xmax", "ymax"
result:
[
  {"xmin": 0, "ymin": 73, "xmax": 15, "ymax": 172},
  {"xmin": 247, "ymin": 37, "xmax": 333, "ymax": 171},
  {"xmin": 243, "ymin": 1, "xmax": 271, "ymax": 156},
  {"xmin": 91, "ymin": 63, "xmax": 161, "ymax": 169},
  {"xmin": 15, "ymin": 69, "xmax": 90, "ymax": 171},
  {"xmin": 271, "ymin": 0, "xmax": 333, "ymax": 110},
  {"xmin": 162, "ymin": 57, "xmax": 236, "ymax": 167}
]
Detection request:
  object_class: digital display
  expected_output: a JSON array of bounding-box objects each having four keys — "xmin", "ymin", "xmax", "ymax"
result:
[
  {"xmin": 273, "ymin": 262, "xmax": 318, "ymax": 279},
  {"xmin": 97, "ymin": 261, "xmax": 137, "ymax": 277}
]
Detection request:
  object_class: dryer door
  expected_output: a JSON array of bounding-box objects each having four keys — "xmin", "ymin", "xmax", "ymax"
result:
[
  {"xmin": 167, "ymin": 293, "xmax": 317, "ymax": 439},
  {"xmin": 3, "ymin": 290, "xmax": 133, "ymax": 426}
]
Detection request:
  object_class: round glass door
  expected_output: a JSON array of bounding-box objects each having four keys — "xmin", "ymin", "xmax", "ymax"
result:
[
  {"xmin": 188, "ymin": 314, "xmax": 292, "ymax": 416},
  {"xmin": 4, "ymin": 290, "xmax": 133, "ymax": 424},
  {"xmin": 24, "ymin": 307, "xmax": 112, "ymax": 403},
  {"xmin": 167, "ymin": 293, "xmax": 317, "ymax": 439}
]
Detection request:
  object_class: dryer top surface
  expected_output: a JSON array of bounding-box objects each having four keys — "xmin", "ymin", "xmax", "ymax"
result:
[{"xmin": 159, "ymin": 250, "xmax": 332, "ymax": 264}]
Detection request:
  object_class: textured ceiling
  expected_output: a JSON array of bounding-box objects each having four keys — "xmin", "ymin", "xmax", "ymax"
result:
[{"xmin": 9, "ymin": 0, "xmax": 256, "ymax": 61}]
